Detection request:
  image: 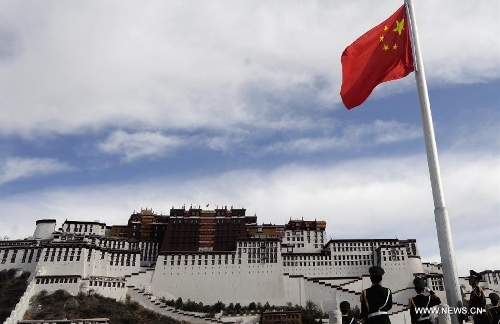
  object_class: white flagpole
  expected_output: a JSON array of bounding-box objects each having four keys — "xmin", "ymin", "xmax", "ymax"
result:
[{"xmin": 404, "ymin": 1, "xmax": 462, "ymax": 323}]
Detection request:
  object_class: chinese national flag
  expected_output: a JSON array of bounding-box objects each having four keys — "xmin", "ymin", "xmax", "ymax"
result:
[{"xmin": 340, "ymin": 5, "xmax": 414, "ymax": 109}]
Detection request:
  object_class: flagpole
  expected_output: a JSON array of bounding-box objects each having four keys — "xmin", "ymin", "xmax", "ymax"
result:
[{"xmin": 404, "ymin": 0, "xmax": 462, "ymax": 323}]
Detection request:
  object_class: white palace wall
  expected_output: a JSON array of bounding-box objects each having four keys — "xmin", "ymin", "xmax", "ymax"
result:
[
  {"xmin": 0, "ymin": 245, "xmax": 41, "ymax": 274},
  {"xmin": 150, "ymin": 253, "xmax": 286, "ymax": 306},
  {"xmin": 377, "ymin": 246, "xmax": 414, "ymax": 291}
]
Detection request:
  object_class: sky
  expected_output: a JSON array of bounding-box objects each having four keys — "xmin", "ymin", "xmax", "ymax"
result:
[{"xmin": 0, "ymin": 0, "xmax": 498, "ymax": 276}]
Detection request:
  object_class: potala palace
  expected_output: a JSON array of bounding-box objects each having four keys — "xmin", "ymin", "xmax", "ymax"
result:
[{"xmin": 2, "ymin": 207, "xmax": 499, "ymax": 323}]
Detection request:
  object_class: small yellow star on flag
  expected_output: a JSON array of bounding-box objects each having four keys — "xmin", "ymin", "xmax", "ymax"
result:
[{"xmin": 393, "ymin": 44, "xmax": 398, "ymax": 50}]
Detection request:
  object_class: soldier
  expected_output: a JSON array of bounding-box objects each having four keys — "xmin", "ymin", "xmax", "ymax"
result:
[
  {"xmin": 360, "ymin": 266, "xmax": 392, "ymax": 324},
  {"xmin": 408, "ymin": 277, "xmax": 441, "ymax": 324},
  {"xmin": 340, "ymin": 301, "xmax": 357, "ymax": 324},
  {"xmin": 482, "ymin": 293, "xmax": 500, "ymax": 324},
  {"xmin": 467, "ymin": 270, "xmax": 486, "ymax": 323}
]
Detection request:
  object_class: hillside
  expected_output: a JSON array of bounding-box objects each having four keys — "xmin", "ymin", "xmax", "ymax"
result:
[
  {"xmin": 0, "ymin": 269, "xmax": 30, "ymax": 322},
  {"xmin": 24, "ymin": 290, "xmax": 181, "ymax": 324}
]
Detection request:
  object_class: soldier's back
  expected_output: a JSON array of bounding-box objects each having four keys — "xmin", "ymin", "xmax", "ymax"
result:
[
  {"xmin": 342, "ymin": 315, "xmax": 356, "ymax": 324},
  {"xmin": 363, "ymin": 285, "xmax": 392, "ymax": 324},
  {"xmin": 409, "ymin": 294, "xmax": 440, "ymax": 324},
  {"xmin": 484, "ymin": 306, "xmax": 500, "ymax": 324}
]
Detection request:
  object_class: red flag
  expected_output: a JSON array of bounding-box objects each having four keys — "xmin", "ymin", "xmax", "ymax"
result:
[{"xmin": 340, "ymin": 5, "xmax": 414, "ymax": 109}]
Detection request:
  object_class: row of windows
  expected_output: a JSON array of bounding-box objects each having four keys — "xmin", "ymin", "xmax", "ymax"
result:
[
  {"xmin": 247, "ymin": 258, "xmax": 277, "ymax": 264},
  {"xmin": 36, "ymin": 277, "xmax": 78, "ymax": 284},
  {"xmin": 99, "ymin": 240, "xmax": 127, "ymax": 249},
  {"xmin": 240, "ymin": 247, "xmax": 278, "ymax": 253},
  {"xmin": 238, "ymin": 242, "xmax": 278, "ymax": 248},
  {"xmin": 168, "ymin": 259, "xmax": 237, "ymax": 266},
  {"xmin": 0, "ymin": 241, "xmax": 34, "ymax": 247},
  {"xmin": 247, "ymin": 252, "xmax": 277, "ymax": 257},
  {"xmin": 0, "ymin": 249, "xmax": 17, "ymax": 256},
  {"xmin": 284, "ymin": 261, "xmax": 333, "ymax": 267},
  {"xmin": 286, "ymin": 230, "xmax": 324, "ymax": 237},
  {"xmin": 45, "ymin": 256, "xmax": 80, "ymax": 262},
  {"xmin": 65, "ymin": 224, "xmax": 100, "ymax": 233},
  {"xmin": 334, "ymin": 255, "xmax": 372, "ymax": 261},
  {"xmin": 283, "ymin": 255, "xmax": 331, "ymax": 261},
  {"xmin": 332, "ymin": 241, "xmax": 396, "ymax": 247},
  {"xmin": 335, "ymin": 261, "xmax": 371, "ymax": 266},
  {"xmin": 165, "ymin": 254, "xmax": 236, "ymax": 261},
  {"xmin": 89, "ymin": 281, "xmax": 125, "ymax": 288},
  {"xmin": 248, "ymin": 256, "xmax": 278, "ymax": 264},
  {"xmin": 109, "ymin": 254, "xmax": 135, "ymax": 261},
  {"xmin": 382, "ymin": 256, "xmax": 405, "ymax": 261},
  {"xmin": 20, "ymin": 249, "xmax": 41, "ymax": 263},
  {"xmin": 44, "ymin": 247, "xmax": 82, "ymax": 255},
  {"xmin": 109, "ymin": 261, "xmax": 135, "ymax": 266},
  {"xmin": 45, "ymin": 249, "xmax": 81, "ymax": 257},
  {"xmin": 333, "ymin": 247, "xmax": 375, "ymax": 252},
  {"xmin": 381, "ymin": 250, "xmax": 404, "ymax": 255},
  {"xmin": 285, "ymin": 237, "xmax": 324, "ymax": 243},
  {"xmin": 430, "ymin": 278, "xmax": 445, "ymax": 291},
  {"xmin": 1, "ymin": 249, "xmax": 41, "ymax": 264}
]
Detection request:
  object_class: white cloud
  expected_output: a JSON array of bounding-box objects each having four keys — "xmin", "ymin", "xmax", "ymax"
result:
[
  {"xmin": 0, "ymin": 157, "xmax": 73, "ymax": 185},
  {"xmin": 98, "ymin": 130, "xmax": 184, "ymax": 162},
  {"xmin": 264, "ymin": 119, "xmax": 421, "ymax": 153},
  {"xmin": 1, "ymin": 150, "xmax": 498, "ymax": 275},
  {"xmin": 0, "ymin": 0, "xmax": 497, "ymax": 137}
]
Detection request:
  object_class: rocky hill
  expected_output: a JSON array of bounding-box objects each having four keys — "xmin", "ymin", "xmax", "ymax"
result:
[
  {"xmin": 0, "ymin": 269, "xmax": 30, "ymax": 322},
  {"xmin": 23, "ymin": 289, "xmax": 181, "ymax": 324}
]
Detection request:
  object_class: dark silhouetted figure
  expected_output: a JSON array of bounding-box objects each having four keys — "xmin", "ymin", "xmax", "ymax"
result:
[
  {"xmin": 360, "ymin": 266, "xmax": 392, "ymax": 324},
  {"xmin": 408, "ymin": 277, "xmax": 441, "ymax": 324}
]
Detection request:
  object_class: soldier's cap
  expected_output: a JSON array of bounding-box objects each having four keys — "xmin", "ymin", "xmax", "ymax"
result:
[
  {"xmin": 413, "ymin": 278, "xmax": 426, "ymax": 289},
  {"xmin": 489, "ymin": 293, "xmax": 499, "ymax": 303},
  {"xmin": 369, "ymin": 266, "xmax": 385, "ymax": 276},
  {"xmin": 469, "ymin": 270, "xmax": 482, "ymax": 281},
  {"xmin": 339, "ymin": 301, "xmax": 350, "ymax": 311}
]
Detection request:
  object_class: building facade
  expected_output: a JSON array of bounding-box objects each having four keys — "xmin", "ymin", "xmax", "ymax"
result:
[{"xmin": 1, "ymin": 207, "xmax": 499, "ymax": 323}]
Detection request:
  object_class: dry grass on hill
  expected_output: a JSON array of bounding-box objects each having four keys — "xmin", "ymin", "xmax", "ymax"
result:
[
  {"xmin": 24, "ymin": 289, "xmax": 182, "ymax": 324},
  {"xmin": 0, "ymin": 269, "xmax": 30, "ymax": 322}
]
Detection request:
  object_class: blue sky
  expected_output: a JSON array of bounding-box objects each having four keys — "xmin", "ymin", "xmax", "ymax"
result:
[{"xmin": 0, "ymin": 0, "xmax": 498, "ymax": 276}]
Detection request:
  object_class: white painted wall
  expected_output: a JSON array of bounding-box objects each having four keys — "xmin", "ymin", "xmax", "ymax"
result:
[
  {"xmin": 0, "ymin": 246, "xmax": 41, "ymax": 273},
  {"xmin": 33, "ymin": 221, "xmax": 56, "ymax": 240},
  {"xmin": 151, "ymin": 254, "xmax": 285, "ymax": 306}
]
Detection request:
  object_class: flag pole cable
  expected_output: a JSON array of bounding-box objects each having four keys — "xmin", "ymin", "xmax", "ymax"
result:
[{"xmin": 404, "ymin": 0, "xmax": 462, "ymax": 323}]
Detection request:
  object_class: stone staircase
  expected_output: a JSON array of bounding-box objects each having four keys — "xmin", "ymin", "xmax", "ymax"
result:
[{"xmin": 127, "ymin": 285, "xmax": 235, "ymax": 324}]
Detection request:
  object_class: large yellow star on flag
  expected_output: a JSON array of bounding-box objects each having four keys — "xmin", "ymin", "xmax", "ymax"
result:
[{"xmin": 393, "ymin": 19, "xmax": 405, "ymax": 35}]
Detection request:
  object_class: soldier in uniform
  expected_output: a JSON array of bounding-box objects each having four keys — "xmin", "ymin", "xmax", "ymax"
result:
[
  {"xmin": 408, "ymin": 277, "xmax": 441, "ymax": 324},
  {"xmin": 467, "ymin": 270, "xmax": 486, "ymax": 323},
  {"xmin": 482, "ymin": 293, "xmax": 500, "ymax": 324},
  {"xmin": 360, "ymin": 266, "xmax": 392, "ymax": 324},
  {"xmin": 340, "ymin": 301, "xmax": 357, "ymax": 324}
]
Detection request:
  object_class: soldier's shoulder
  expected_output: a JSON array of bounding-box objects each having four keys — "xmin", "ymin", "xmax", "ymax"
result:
[{"xmin": 381, "ymin": 285, "xmax": 391, "ymax": 293}]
